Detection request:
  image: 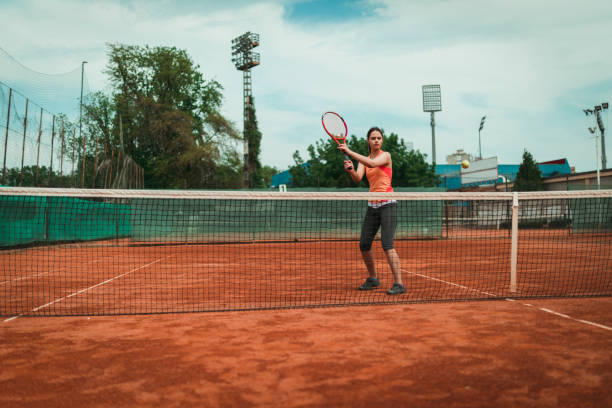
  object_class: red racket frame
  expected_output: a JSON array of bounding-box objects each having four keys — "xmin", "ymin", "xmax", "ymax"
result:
[{"xmin": 321, "ymin": 112, "xmax": 351, "ymax": 164}]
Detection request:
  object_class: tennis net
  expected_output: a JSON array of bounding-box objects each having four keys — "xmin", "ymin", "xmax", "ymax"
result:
[{"xmin": 1, "ymin": 187, "xmax": 611, "ymax": 316}]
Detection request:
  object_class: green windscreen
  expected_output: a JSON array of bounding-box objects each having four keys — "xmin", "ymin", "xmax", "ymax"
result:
[
  {"xmin": 129, "ymin": 198, "xmax": 443, "ymax": 242},
  {"xmin": 570, "ymin": 197, "xmax": 612, "ymax": 233},
  {"xmin": 0, "ymin": 195, "xmax": 130, "ymax": 246}
]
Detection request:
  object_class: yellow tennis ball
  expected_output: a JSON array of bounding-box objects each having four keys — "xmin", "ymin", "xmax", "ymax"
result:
[{"xmin": 461, "ymin": 160, "xmax": 470, "ymax": 169}]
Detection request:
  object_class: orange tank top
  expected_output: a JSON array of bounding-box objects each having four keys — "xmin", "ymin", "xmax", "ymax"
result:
[{"xmin": 365, "ymin": 151, "xmax": 393, "ymax": 193}]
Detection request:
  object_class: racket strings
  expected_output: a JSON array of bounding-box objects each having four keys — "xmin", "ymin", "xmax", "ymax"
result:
[{"xmin": 322, "ymin": 113, "xmax": 347, "ymax": 139}]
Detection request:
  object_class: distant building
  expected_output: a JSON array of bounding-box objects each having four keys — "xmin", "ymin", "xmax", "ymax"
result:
[
  {"xmin": 271, "ymin": 158, "xmax": 594, "ymax": 191},
  {"xmin": 438, "ymin": 158, "xmax": 576, "ymax": 190},
  {"xmin": 494, "ymin": 168, "xmax": 612, "ymax": 191},
  {"xmin": 446, "ymin": 149, "xmax": 474, "ymax": 165},
  {"xmin": 270, "ymin": 169, "xmax": 292, "ymax": 189}
]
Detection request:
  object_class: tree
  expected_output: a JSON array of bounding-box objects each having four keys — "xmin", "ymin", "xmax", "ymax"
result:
[
  {"xmin": 289, "ymin": 151, "xmax": 313, "ymax": 187},
  {"xmin": 80, "ymin": 92, "xmax": 118, "ymax": 188},
  {"xmin": 288, "ymin": 131, "xmax": 439, "ymax": 188},
  {"xmin": 258, "ymin": 165, "xmax": 279, "ymax": 189},
  {"xmin": 3, "ymin": 166, "xmax": 71, "ymax": 188},
  {"xmin": 513, "ymin": 150, "xmax": 543, "ymax": 191},
  {"xmin": 2, "ymin": 112, "xmax": 78, "ymax": 188},
  {"xmin": 96, "ymin": 43, "xmax": 240, "ymax": 189},
  {"xmin": 383, "ymin": 133, "xmax": 440, "ymax": 187},
  {"xmin": 212, "ymin": 149, "xmax": 242, "ymax": 189},
  {"xmin": 244, "ymin": 97, "xmax": 264, "ymax": 188},
  {"xmin": 289, "ymin": 137, "xmax": 358, "ymax": 188}
]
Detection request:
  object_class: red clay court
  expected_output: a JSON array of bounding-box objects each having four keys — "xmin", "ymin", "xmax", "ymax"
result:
[
  {"xmin": 2, "ymin": 296, "xmax": 611, "ymax": 407},
  {"xmin": 1, "ymin": 233, "xmax": 610, "ymax": 316},
  {"xmin": 1, "ymin": 188, "xmax": 611, "ymax": 406}
]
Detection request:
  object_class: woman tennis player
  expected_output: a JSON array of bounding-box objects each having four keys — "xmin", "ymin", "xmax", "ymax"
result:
[{"xmin": 338, "ymin": 127, "xmax": 405, "ymax": 295}]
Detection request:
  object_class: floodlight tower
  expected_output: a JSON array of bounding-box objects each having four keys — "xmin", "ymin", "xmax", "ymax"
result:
[
  {"xmin": 478, "ymin": 116, "xmax": 486, "ymax": 160},
  {"xmin": 596, "ymin": 103, "xmax": 608, "ymax": 169},
  {"xmin": 583, "ymin": 102, "xmax": 609, "ymax": 171},
  {"xmin": 231, "ymin": 32, "xmax": 260, "ymax": 188},
  {"xmin": 422, "ymin": 85, "xmax": 442, "ymax": 165},
  {"xmin": 587, "ymin": 126, "xmax": 600, "ymax": 187}
]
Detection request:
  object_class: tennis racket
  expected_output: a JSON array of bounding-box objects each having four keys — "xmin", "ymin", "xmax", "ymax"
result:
[{"xmin": 321, "ymin": 111, "xmax": 352, "ymax": 167}]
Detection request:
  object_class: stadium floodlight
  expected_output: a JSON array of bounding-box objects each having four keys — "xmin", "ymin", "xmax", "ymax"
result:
[
  {"xmin": 231, "ymin": 32, "xmax": 260, "ymax": 188},
  {"xmin": 599, "ymin": 103, "xmax": 608, "ymax": 170},
  {"xmin": 478, "ymin": 116, "xmax": 486, "ymax": 159},
  {"xmin": 584, "ymin": 102, "xmax": 608, "ymax": 171},
  {"xmin": 587, "ymin": 126, "xmax": 600, "ymax": 188},
  {"xmin": 422, "ymin": 85, "xmax": 442, "ymax": 165}
]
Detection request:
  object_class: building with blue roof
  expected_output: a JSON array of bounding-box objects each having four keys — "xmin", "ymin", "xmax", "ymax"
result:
[
  {"xmin": 270, "ymin": 170, "xmax": 292, "ymax": 189},
  {"xmin": 270, "ymin": 159, "xmax": 575, "ymax": 190},
  {"xmin": 438, "ymin": 159, "xmax": 573, "ymax": 190}
]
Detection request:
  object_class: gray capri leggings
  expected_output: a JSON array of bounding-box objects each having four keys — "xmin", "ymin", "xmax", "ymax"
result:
[{"xmin": 359, "ymin": 202, "xmax": 398, "ymax": 251}]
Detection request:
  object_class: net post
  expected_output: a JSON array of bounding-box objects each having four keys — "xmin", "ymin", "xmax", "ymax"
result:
[{"xmin": 510, "ymin": 192, "xmax": 519, "ymax": 293}]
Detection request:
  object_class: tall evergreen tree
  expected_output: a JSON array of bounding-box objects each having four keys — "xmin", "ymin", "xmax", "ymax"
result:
[
  {"xmin": 513, "ymin": 150, "xmax": 543, "ymax": 191},
  {"xmin": 241, "ymin": 97, "xmax": 278, "ymax": 188},
  {"xmin": 244, "ymin": 97, "xmax": 263, "ymax": 188}
]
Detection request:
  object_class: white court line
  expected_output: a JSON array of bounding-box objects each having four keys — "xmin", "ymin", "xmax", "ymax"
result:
[
  {"xmin": 505, "ymin": 299, "xmax": 612, "ymax": 332},
  {"xmin": 0, "ymin": 269, "xmax": 66, "ymax": 285},
  {"xmin": 404, "ymin": 269, "xmax": 497, "ymax": 297},
  {"xmin": 405, "ymin": 269, "xmax": 612, "ymax": 332},
  {"xmin": 3, "ymin": 256, "xmax": 172, "ymax": 322},
  {"xmin": 0, "ymin": 257, "xmax": 118, "ymax": 286},
  {"xmin": 575, "ymin": 319, "xmax": 612, "ymax": 331}
]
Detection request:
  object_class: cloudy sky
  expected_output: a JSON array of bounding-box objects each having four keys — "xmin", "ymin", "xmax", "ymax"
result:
[{"xmin": 1, "ymin": 0, "xmax": 611, "ymax": 173}]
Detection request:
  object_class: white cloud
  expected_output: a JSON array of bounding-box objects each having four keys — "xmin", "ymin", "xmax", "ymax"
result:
[{"xmin": 1, "ymin": 0, "xmax": 611, "ymax": 173}]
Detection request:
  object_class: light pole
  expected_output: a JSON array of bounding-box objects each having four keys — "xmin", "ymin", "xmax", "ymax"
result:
[
  {"xmin": 584, "ymin": 102, "xmax": 609, "ymax": 171},
  {"xmin": 79, "ymin": 61, "xmax": 87, "ymax": 188},
  {"xmin": 595, "ymin": 103, "xmax": 608, "ymax": 169},
  {"xmin": 231, "ymin": 32, "xmax": 260, "ymax": 188},
  {"xmin": 422, "ymin": 85, "xmax": 442, "ymax": 165},
  {"xmin": 588, "ymin": 127, "xmax": 600, "ymax": 188},
  {"xmin": 478, "ymin": 116, "xmax": 486, "ymax": 160},
  {"xmin": 79, "ymin": 61, "xmax": 87, "ymax": 145}
]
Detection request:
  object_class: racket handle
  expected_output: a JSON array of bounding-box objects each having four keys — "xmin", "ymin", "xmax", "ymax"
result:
[{"xmin": 343, "ymin": 153, "xmax": 353, "ymax": 170}]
